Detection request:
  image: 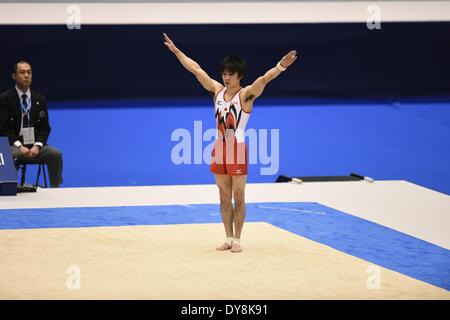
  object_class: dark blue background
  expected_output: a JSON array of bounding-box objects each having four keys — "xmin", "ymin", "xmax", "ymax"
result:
[{"xmin": 1, "ymin": 22, "xmax": 449, "ymax": 100}]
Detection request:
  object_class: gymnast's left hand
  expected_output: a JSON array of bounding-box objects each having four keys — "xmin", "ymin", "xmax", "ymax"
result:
[{"xmin": 280, "ymin": 50, "xmax": 298, "ymax": 69}]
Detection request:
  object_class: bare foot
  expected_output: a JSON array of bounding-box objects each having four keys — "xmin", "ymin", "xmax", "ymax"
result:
[
  {"xmin": 230, "ymin": 243, "xmax": 242, "ymax": 253},
  {"xmin": 216, "ymin": 242, "xmax": 232, "ymax": 251}
]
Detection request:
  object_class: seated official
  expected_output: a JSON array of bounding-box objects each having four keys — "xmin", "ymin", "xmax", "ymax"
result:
[{"xmin": 0, "ymin": 60, "xmax": 63, "ymax": 188}]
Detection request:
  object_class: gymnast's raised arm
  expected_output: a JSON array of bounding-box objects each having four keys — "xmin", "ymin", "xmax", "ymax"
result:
[
  {"xmin": 243, "ymin": 50, "xmax": 298, "ymax": 104},
  {"xmin": 163, "ymin": 33, "xmax": 222, "ymax": 95}
]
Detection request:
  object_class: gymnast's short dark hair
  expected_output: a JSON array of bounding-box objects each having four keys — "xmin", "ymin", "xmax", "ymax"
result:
[{"xmin": 219, "ymin": 54, "xmax": 247, "ymax": 78}]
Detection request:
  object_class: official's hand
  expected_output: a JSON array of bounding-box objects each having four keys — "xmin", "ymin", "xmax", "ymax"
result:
[
  {"xmin": 29, "ymin": 145, "xmax": 40, "ymax": 158},
  {"xmin": 163, "ymin": 33, "xmax": 178, "ymax": 53},
  {"xmin": 19, "ymin": 145, "xmax": 30, "ymax": 157},
  {"xmin": 280, "ymin": 50, "xmax": 298, "ymax": 69}
]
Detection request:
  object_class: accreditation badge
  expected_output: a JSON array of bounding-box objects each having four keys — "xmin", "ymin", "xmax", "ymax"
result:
[{"xmin": 22, "ymin": 127, "xmax": 35, "ymax": 145}]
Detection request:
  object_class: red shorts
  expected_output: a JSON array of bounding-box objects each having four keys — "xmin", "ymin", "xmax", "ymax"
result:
[{"xmin": 210, "ymin": 139, "xmax": 248, "ymax": 176}]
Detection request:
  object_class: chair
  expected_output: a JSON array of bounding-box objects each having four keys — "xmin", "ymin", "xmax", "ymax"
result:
[{"xmin": 19, "ymin": 162, "xmax": 49, "ymax": 188}]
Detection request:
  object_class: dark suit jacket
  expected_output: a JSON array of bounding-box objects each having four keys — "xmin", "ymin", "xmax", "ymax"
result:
[{"xmin": 0, "ymin": 87, "xmax": 51, "ymax": 146}]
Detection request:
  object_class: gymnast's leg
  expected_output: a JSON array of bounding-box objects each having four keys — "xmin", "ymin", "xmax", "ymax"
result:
[
  {"xmin": 214, "ymin": 173, "xmax": 234, "ymax": 250},
  {"xmin": 230, "ymin": 175, "xmax": 246, "ymax": 253}
]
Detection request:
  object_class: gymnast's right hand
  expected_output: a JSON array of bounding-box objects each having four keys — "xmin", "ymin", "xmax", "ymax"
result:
[{"xmin": 163, "ymin": 33, "xmax": 177, "ymax": 53}]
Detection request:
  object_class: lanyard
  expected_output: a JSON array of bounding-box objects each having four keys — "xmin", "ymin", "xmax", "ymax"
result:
[
  {"xmin": 20, "ymin": 95, "xmax": 32, "ymax": 128},
  {"xmin": 20, "ymin": 95, "xmax": 31, "ymax": 114}
]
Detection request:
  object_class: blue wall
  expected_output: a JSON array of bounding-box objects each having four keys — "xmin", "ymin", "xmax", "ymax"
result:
[
  {"xmin": 2, "ymin": 23, "xmax": 449, "ymax": 193},
  {"xmin": 33, "ymin": 98, "xmax": 450, "ymax": 195}
]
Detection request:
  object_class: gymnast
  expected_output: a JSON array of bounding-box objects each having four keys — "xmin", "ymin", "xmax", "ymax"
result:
[{"xmin": 163, "ymin": 32, "xmax": 297, "ymax": 253}]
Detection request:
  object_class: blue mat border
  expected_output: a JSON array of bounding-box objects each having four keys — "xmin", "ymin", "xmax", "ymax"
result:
[{"xmin": 0, "ymin": 201, "xmax": 449, "ymax": 291}]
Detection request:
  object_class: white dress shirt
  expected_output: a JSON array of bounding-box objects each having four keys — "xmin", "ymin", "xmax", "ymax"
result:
[{"xmin": 14, "ymin": 85, "xmax": 43, "ymax": 148}]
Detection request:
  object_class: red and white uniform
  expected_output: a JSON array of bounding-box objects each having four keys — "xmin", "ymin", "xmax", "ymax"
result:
[{"xmin": 210, "ymin": 87, "xmax": 250, "ymax": 176}]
